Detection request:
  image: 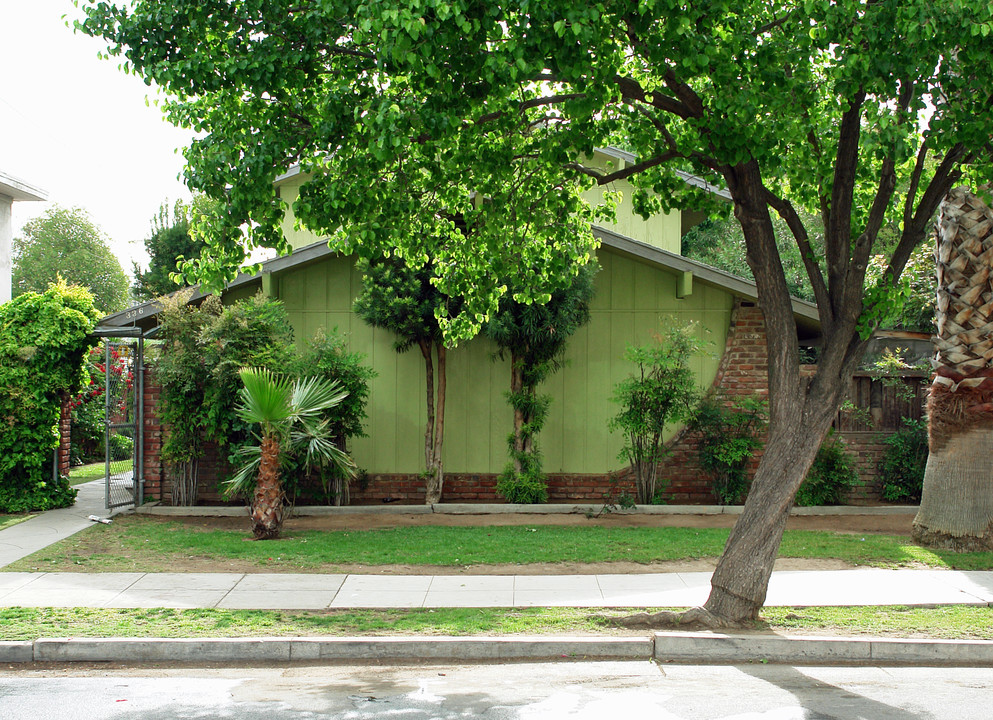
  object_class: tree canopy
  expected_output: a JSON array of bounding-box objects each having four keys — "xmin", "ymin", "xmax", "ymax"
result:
[
  {"xmin": 79, "ymin": 0, "xmax": 993, "ymax": 624},
  {"xmin": 13, "ymin": 206, "xmax": 130, "ymax": 314},
  {"xmin": 132, "ymin": 198, "xmax": 208, "ymax": 301}
]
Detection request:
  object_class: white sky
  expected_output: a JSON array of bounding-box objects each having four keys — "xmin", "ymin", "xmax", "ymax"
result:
[{"xmin": 1, "ymin": 0, "xmax": 195, "ymax": 275}]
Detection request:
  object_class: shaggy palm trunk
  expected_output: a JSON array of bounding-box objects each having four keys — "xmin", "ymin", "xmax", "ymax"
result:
[
  {"xmin": 251, "ymin": 432, "xmax": 285, "ymax": 540},
  {"xmin": 914, "ymin": 187, "xmax": 993, "ymax": 550},
  {"xmin": 420, "ymin": 341, "xmax": 447, "ymax": 504}
]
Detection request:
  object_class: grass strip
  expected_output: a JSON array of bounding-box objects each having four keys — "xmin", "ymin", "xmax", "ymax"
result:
[
  {"xmin": 0, "ymin": 605, "xmax": 990, "ymax": 642},
  {"xmin": 10, "ymin": 515, "xmax": 993, "ymax": 572},
  {"xmin": 68, "ymin": 462, "xmax": 106, "ymax": 486},
  {"xmin": 0, "ymin": 515, "xmax": 33, "ymax": 532}
]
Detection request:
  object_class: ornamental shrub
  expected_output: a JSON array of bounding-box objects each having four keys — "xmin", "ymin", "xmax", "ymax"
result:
[
  {"xmin": 795, "ymin": 432, "xmax": 860, "ymax": 506},
  {"xmin": 692, "ymin": 396, "xmax": 767, "ymax": 505},
  {"xmin": 878, "ymin": 418, "xmax": 928, "ymax": 503},
  {"xmin": 200, "ymin": 293, "xmax": 296, "ymax": 449},
  {"xmin": 610, "ymin": 323, "xmax": 702, "ymax": 504},
  {"xmin": 0, "ymin": 280, "xmax": 99, "ymax": 511},
  {"xmin": 69, "ymin": 347, "xmax": 106, "ymax": 464},
  {"xmin": 285, "ymin": 329, "xmax": 376, "ymax": 505}
]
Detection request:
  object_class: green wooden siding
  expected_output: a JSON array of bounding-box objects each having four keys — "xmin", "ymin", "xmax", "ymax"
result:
[{"xmin": 264, "ymin": 247, "xmax": 732, "ymax": 475}]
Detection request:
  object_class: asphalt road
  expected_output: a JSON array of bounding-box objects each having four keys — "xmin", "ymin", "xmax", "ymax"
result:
[{"xmin": 0, "ymin": 661, "xmax": 990, "ymax": 719}]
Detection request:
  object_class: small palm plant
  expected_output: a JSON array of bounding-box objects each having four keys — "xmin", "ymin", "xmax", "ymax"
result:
[{"xmin": 227, "ymin": 368, "xmax": 355, "ymax": 539}]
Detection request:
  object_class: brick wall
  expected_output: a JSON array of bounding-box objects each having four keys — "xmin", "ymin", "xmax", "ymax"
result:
[
  {"xmin": 350, "ymin": 472, "xmax": 639, "ymax": 505},
  {"xmin": 839, "ymin": 432, "xmax": 890, "ymax": 504}
]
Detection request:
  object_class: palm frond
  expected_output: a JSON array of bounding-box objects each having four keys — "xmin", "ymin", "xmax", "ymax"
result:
[
  {"xmin": 290, "ymin": 375, "xmax": 349, "ymax": 422},
  {"xmin": 223, "ymin": 443, "xmax": 262, "ymax": 498},
  {"xmin": 236, "ymin": 368, "xmax": 293, "ymax": 427},
  {"xmin": 291, "ymin": 418, "xmax": 357, "ymax": 479}
]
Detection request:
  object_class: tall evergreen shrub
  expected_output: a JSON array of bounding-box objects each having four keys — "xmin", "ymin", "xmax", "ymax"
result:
[{"xmin": 0, "ymin": 281, "xmax": 99, "ymax": 511}]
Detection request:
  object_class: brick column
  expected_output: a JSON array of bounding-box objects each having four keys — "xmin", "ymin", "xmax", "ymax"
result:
[
  {"xmin": 141, "ymin": 366, "xmax": 164, "ymax": 501},
  {"xmin": 57, "ymin": 394, "xmax": 72, "ymax": 477}
]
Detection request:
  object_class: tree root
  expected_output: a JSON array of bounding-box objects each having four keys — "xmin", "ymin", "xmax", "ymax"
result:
[{"xmin": 605, "ymin": 606, "xmax": 737, "ymax": 630}]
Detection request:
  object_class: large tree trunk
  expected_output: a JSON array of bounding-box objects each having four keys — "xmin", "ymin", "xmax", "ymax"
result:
[
  {"xmin": 698, "ymin": 165, "xmax": 860, "ymax": 623},
  {"xmin": 251, "ymin": 432, "xmax": 284, "ymax": 540},
  {"xmin": 703, "ymin": 414, "xmax": 830, "ymax": 621},
  {"xmin": 914, "ymin": 186, "xmax": 993, "ymax": 550}
]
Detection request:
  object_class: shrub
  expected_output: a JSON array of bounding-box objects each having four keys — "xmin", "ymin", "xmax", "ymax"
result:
[
  {"xmin": 0, "ymin": 280, "xmax": 97, "ymax": 511},
  {"xmin": 153, "ymin": 292, "xmax": 221, "ymax": 506},
  {"xmin": 108, "ymin": 433, "xmax": 135, "ymax": 461},
  {"xmin": 795, "ymin": 432, "xmax": 859, "ymax": 506},
  {"xmin": 496, "ymin": 462, "xmax": 549, "ymax": 504},
  {"xmin": 200, "ymin": 292, "xmax": 296, "ymax": 449},
  {"xmin": 69, "ymin": 347, "xmax": 106, "ymax": 464},
  {"xmin": 610, "ymin": 323, "xmax": 702, "ymax": 504},
  {"xmin": 286, "ymin": 329, "xmax": 376, "ymax": 505},
  {"xmin": 878, "ymin": 418, "xmax": 928, "ymax": 503},
  {"xmin": 692, "ymin": 396, "xmax": 766, "ymax": 505}
]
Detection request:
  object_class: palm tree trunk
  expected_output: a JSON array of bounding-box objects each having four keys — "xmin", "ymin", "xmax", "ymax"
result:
[
  {"xmin": 251, "ymin": 432, "xmax": 284, "ymax": 540},
  {"xmin": 914, "ymin": 186, "xmax": 993, "ymax": 550}
]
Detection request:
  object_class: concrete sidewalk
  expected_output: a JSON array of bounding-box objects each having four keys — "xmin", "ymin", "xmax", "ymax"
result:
[
  {"xmin": 0, "ymin": 480, "xmax": 120, "ymax": 568},
  {"xmin": 0, "ymin": 487, "xmax": 988, "ymax": 611},
  {"xmin": 0, "ymin": 567, "xmax": 991, "ymax": 610}
]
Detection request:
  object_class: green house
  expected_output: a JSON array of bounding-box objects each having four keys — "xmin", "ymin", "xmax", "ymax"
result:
[{"xmin": 101, "ymin": 148, "xmax": 820, "ymax": 502}]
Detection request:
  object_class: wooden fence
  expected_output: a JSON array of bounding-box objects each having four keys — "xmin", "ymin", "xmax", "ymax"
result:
[{"xmin": 834, "ymin": 372, "xmax": 928, "ymax": 432}]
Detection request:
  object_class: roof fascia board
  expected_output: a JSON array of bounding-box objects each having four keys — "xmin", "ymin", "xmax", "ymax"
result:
[
  {"xmin": 99, "ymin": 233, "xmax": 818, "ymax": 330},
  {"xmin": 593, "ymin": 226, "xmax": 820, "ymax": 325},
  {"xmin": 0, "ymin": 171, "xmax": 48, "ymax": 202}
]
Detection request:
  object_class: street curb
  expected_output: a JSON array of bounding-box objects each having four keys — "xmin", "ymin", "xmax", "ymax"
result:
[
  {"xmin": 3, "ymin": 633, "xmax": 992, "ymax": 666},
  {"xmin": 24, "ymin": 637, "xmax": 652, "ymax": 664},
  {"xmin": 654, "ymin": 632, "xmax": 993, "ymax": 666},
  {"xmin": 135, "ymin": 502, "xmax": 919, "ymax": 518}
]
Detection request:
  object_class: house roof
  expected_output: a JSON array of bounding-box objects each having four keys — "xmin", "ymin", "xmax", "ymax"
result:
[
  {"xmin": 0, "ymin": 170, "xmax": 47, "ymax": 202},
  {"xmin": 95, "ymin": 227, "xmax": 820, "ymax": 336}
]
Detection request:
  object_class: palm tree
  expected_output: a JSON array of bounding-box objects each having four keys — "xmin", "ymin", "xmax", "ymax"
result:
[
  {"xmin": 228, "ymin": 368, "xmax": 355, "ymax": 539},
  {"xmin": 913, "ymin": 186, "xmax": 993, "ymax": 551}
]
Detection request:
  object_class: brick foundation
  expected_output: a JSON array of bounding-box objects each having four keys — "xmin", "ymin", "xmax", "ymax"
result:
[{"xmin": 349, "ymin": 472, "xmax": 639, "ymax": 505}]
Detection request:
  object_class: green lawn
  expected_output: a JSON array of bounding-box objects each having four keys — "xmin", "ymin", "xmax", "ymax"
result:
[
  {"xmin": 0, "ymin": 605, "xmax": 989, "ymax": 641},
  {"xmin": 0, "ymin": 514, "xmax": 33, "ymax": 532},
  {"xmin": 10, "ymin": 515, "xmax": 993, "ymax": 572},
  {"xmin": 68, "ymin": 461, "xmax": 106, "ymax": 486}
]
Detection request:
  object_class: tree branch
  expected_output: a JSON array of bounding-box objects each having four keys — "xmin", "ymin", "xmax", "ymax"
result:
[
  {"xmin": 615, "ymin": 75, "xmax": 696, "ymax": 118},
  {"xmin": 753, "ymin": 10, "xmax": 796, "ymax": 36},
  {"xmin": 475, "ymin": 93, "xmax": 587, "ymax": 125},
  {"xmin": 902, "ymin": 139, "xmax": 929, "ymax": 230},
  {"xmin": 565, "ymin": 152, "xmax": 682, "ymax": 185},
  {"xmin": 761, "ymin": 187, "xmax": 832, "ymax": 329},
  {"xmin": 886, "ymin": 143, "xmax": 969, "ymax": 280},
  {"xmin": 825, "ymin": 89, "xmax": 866, "ymax": 305}
]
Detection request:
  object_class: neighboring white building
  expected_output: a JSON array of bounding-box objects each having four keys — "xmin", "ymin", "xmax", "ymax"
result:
[{"xmin": 0, "ymin": 171, "xmax": 47, "ymax": 304}]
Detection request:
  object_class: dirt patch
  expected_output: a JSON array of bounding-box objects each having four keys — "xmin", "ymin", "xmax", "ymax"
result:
[{"xmin": 161, "ymin": 509, "xmax": 916, "ymax": 535}]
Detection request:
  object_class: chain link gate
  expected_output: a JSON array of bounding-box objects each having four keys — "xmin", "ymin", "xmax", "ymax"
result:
[{"xmin": 103, "ymin": 334, "xmax": 143, "ymax": 509}]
